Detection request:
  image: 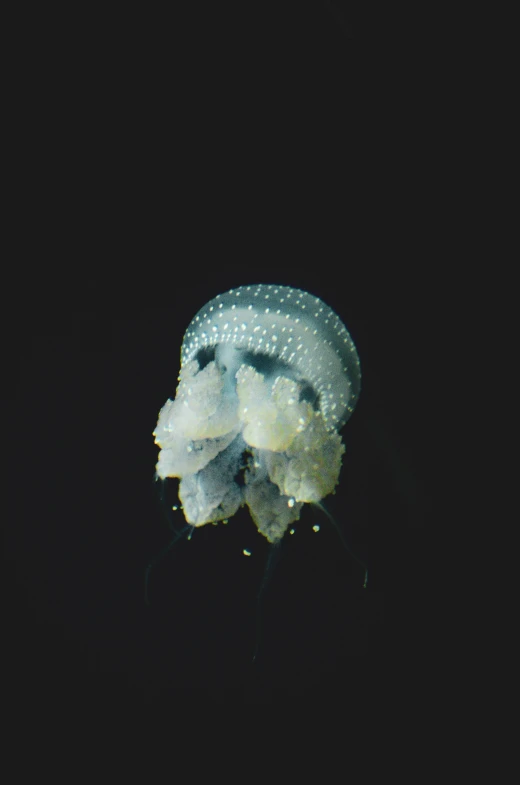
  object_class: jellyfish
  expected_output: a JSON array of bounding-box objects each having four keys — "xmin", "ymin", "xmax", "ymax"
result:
[{"xmin": 153, "ymin": 284, "xmax": 361, "ymax": 544}]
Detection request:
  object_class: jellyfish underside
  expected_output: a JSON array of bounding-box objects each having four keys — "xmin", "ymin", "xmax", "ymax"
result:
[{"xmin": 154, "ymin": 348, "xmax": 346, "ymax": 543}]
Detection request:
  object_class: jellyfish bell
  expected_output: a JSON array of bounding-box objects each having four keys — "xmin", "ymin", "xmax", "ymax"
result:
[{"xmin": 153, "ymin": 284, "xmax": 361, "ymax": 544}]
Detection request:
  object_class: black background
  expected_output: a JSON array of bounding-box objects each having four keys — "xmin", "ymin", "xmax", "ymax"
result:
[{"xmin": 5, "ymin": 3, "xmax": 433, "ymax": 709}]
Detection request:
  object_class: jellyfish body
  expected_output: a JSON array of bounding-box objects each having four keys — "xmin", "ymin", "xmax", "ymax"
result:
[{"xmin": 153, "ymin": 284, "xmax": 361, "ymax": 543}]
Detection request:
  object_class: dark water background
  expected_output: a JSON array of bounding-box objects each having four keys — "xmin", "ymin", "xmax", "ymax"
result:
[{"xmin": 5, "ymin": 2, "xmax": 434, "ymax": 709}]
